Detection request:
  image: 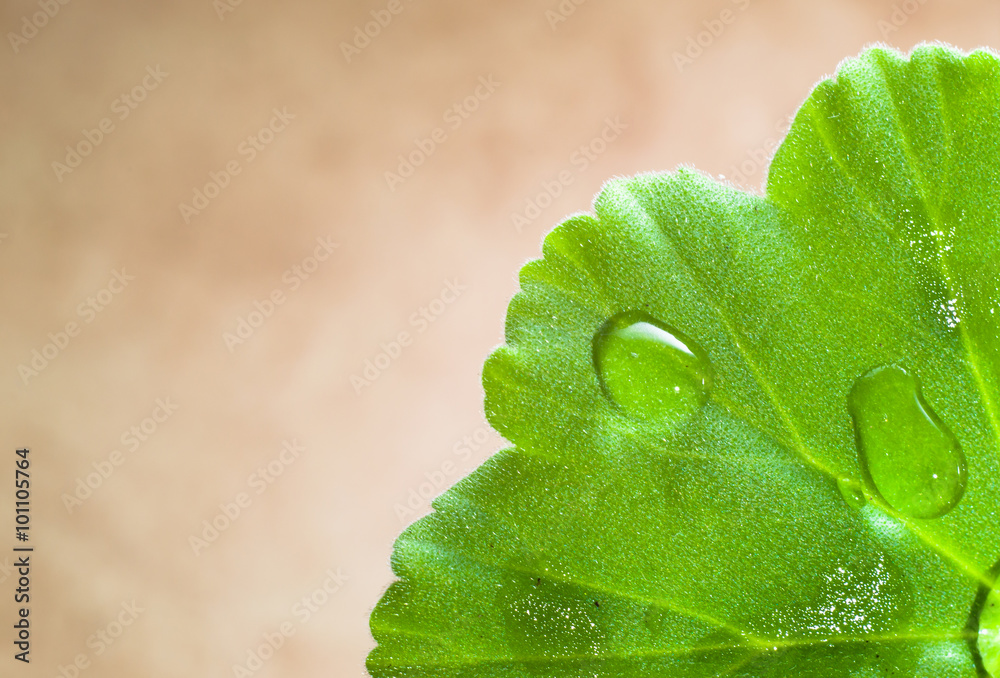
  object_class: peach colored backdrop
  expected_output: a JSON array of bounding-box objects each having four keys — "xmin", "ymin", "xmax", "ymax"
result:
[{"xmin": 1, "ymin": 1, "xmax": 998, "ymax": 676}]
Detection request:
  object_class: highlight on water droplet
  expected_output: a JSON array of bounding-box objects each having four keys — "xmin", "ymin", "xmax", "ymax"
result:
[
  {"xmin": 848, "ymin": 364, "xmax": 966, "ymax": 520},
  {"xmin": 593, "ymin": 311, "xmax": 713, "ymax": 425},
  {"xmin": 837, "ymin": 477, "xmax": 866, "ymax": 509}
]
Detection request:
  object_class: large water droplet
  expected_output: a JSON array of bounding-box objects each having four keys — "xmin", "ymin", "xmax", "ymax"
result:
[
  {"xmin": 848, "ymin": 365, "xmax": 966, "ymax": 519},
  {"xmin": 593, "ymin": 312, "xmax": 713, "ymax": 424}
]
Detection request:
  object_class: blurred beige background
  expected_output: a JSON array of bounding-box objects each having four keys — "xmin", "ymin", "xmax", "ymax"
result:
[{"xmin": 1, "ymin": 1, "xmax": 998, "ymax": 675}]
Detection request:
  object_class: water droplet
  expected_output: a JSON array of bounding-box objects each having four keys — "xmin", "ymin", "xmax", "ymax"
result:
[
  {"xmin": 837, "ymin": 478, "xmax": 866, "ymax": 509},
  {"xmin": 593, "ymin": 312, "xmax": 713, "ymax": 425},
  {"xmin": 848, "ymin": 364, "xmax": 966, "ymax": 519},
  {"xmin": 977, "ymin": 586, "xmax": 1000, "ymax": 676}
]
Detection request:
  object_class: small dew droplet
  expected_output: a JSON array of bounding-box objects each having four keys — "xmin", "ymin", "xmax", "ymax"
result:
[
  {"xmin": 837, "ymin": 478, "xmax": 866, "ymax": 509},
  {"xmin": 848, "ymin": 364, "xmax": 966, "ymax": 520},
  {"xmin": 593, "ymin": 312, "xmax": 713, "ymax": 425}
]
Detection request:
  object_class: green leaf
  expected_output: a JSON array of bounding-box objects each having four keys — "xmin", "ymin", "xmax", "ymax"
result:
[{"xmin": 368, "ymin": 44, "xmax": 1000, "ymax": 677}]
